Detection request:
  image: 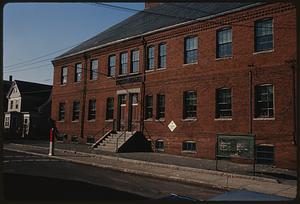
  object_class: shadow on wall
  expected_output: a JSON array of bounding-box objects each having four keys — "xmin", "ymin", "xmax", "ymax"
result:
[{"xmin": 118, "ymin": 132, "xmax": 153, "ymax": 153}]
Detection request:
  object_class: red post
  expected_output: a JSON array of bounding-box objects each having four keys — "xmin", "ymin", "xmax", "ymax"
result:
[{"xmin": 49, "ymin": 128, "xmax": 54, "ymax": 156}]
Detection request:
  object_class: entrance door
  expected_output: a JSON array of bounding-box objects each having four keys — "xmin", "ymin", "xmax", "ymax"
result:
[
  {"xmin": 117, "ymin": 94, "xmax": 126, "ymax": 131},
  {"xmin": 128, "ymin": 93, "xmax": 139, "ymax": 131}
]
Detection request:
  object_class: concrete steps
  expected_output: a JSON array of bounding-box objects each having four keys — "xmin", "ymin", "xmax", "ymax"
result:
[{"xmin": 95, "ymin": 131, "xmax": 135, "ymax": 152}]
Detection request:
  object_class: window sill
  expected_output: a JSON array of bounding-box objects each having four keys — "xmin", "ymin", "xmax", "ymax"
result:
[
  {"xmin": 157, "ymin": 67, "xmax": 166, "ymax": 71},
  {"xmin": 181, "ymin": 118, "xmax": 197, "ymax": 122},
  {"xmin": 57, "ymin": 120, "xmax": 65, "ymax": 123},
  {"xmin": 183, "ymin": 62, "xmax": 198, "ymax": 66},
  {"xmin": 89, "ymin": 79, "xmax": 98, "ymax": 81},
  {"xmin": 182, "ymin": 150, "xmax": 197, "ymax": 154},
  {"xmin": 156, "ymin": 149, "xmax": 165, "ymax": 152},
  {"xmin": 155, "ymin": 119, "xmax": 165, "ymax": 122},
  {"xmin": 72, "ymin": 120, "xmax": 79, "ymax": 123},
  {"xmin": 106, "ymin": 76, "xmax": 115, "ymax": 79},
  {"xmin": 145, "ymin": 69, "xmax": 154, "ymax": 73},
  {"xmin": 88, "ymin": 119, "xmax": 96, "ymax": 122},
  {"xmin": 216, "ymin": 56, "xmax": 232, "ymax": 61},
  {"xmin": 253, "ymin": 49, "xmax": 274, "ymax": 55},
  {"xmin": 74, "ymin": 81, "xmax": 81, "ymax": 84},
  {"xmin": 214, "ymin": 118, "xmax": 232, "ymax": 121},
  {"xmin": 60, "ymin": 84, "xmax": 67, "ymax": 86},
  {"xmin": 128, "ymin": 72, "xmax": 139, "ymax": 75},
  {"xmin": 105, "ymin": 119, "xmax": 114, "ymax": 122},
  {"xmin": 253, "ymin": 117, "xmax": 275, "ymax": 121},
  {"xmin": 118, "ymin": 74, "xmax": 127, "ymax": 77},
  {"xmin": 144, "ymin": 119, "xmax": 153, "ymax": 121}
]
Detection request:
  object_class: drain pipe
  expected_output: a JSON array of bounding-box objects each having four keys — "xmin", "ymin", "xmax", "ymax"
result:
[{"xmin": 140, "ymin": 36, "xmax": 147, "ymax": 134}]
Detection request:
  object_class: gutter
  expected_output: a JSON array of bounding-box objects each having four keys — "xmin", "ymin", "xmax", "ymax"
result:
[{"xmin": 53, "ymin": 2, "xmax": 264, "ymax": 62}]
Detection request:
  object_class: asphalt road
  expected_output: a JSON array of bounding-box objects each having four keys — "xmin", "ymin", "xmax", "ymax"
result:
[{"xmin": 3, "ymin": 150, "xmax": 224, "ymax": 200}]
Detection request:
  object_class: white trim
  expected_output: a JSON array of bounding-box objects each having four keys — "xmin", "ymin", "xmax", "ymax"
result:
[
  {"xmin": 253, "ymin": 49, "xmax": 274, "ymax": 55},
  {"xmin": 253, "ymin": 117, "xmax": 275, "ymax": 120},
  {"xmin": 214, "ymin": 118, "xmax": 232, "ymax": 121},
  {"xmin": 54, "ymin": 3, "xmax": 264, "ymax": 61}
]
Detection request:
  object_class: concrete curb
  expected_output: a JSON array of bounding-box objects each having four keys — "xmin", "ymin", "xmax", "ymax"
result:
[
  {"xmin": 7, "ymin": 143, "xmax": 278, "ymax": 184},
  {"xmin": 4, "ymin": 147, "xmax": 229, "ymax": 191}
]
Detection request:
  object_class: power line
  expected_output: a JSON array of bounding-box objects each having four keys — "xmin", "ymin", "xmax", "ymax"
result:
[
  {"xmin": 4, "ymin": 43, "xmax": 82, "ymax": 68},
  {"xmin": 4, "ymin": 63, "xmax": 53, "ymax": 73}
]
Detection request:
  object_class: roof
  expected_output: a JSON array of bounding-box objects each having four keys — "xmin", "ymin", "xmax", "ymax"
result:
[
  {"xmin": 14, "ymin": 80, "xmax": 52, "ymax": 94},
  {"xmin": 55, "ymin": 2, "xmax": 261, "ymax": 60},
  {"xmin": 3, "ymin": 80, "xmax": 13, "ymax": 95},
  {"xmin": 8, "ymin": 80, "xmax": 52, "ymax": 112}
]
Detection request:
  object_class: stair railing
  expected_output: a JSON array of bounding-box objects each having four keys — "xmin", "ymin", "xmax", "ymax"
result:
[
  {"xmin": 92, "ymin": 119, "xmax": 116, "ymax": 148},
  {"xmin": 116, "ymin": 130, "xmax": 127, "ymax": 152}
]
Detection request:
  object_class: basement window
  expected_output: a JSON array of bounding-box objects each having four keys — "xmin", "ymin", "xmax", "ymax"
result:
[
  {"xmin": 71, "ymin": 135, "xmax": 79, "ymax": 143},
  {"xmin": 256, "ymin": 145, "xmax": 274, "ymax": 165},
  {"xmin": 155, "ymin": 139, "xmax": 164, "ymax": 151},
  {"xmin": 182, "ymin": 141, "xmax": 196, "ymax": 152},
  {"xmin": 86, "ymin": 136, "xmax": 95, "ymax": 144}
]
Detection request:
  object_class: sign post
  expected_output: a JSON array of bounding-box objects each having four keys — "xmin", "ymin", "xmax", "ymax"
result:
[{"xmin": 49, "ymin": 128, "xmax": 54, "ymax": 156}]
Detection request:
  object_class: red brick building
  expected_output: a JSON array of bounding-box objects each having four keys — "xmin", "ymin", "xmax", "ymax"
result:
[{"xmin": 52, "ymin": 2, "xmax": 297, "ymax": 169}]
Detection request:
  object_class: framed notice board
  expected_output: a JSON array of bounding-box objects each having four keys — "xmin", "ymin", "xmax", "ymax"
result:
[{"xmin": 216, "ymin": 133, "xmax": 256, "ymax": 174}]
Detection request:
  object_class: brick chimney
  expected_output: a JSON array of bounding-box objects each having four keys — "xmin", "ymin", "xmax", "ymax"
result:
[{"xmin": 145, "ymin": 1, "xmax": 162, "ymax": 9}]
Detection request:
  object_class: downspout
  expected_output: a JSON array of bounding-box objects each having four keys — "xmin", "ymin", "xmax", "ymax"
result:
[
  {"xmin": 140, "ymin": 36, "xmax": 147, "ymax": 134},
  {"xmin": 80, "ymin": 54, "xmax": 88, "ymax": 138},
  {"xmin": 248, "ymin": 64, "xmax": 254, "ymax": 134}
]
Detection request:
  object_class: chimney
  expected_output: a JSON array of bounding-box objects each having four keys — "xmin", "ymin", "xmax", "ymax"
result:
[
  {"xmin": 9, "ymin": 75, "xmax": 13, "ymax": 82},
  {"xmin": 145, "ymin": 1, "xmax": 161, "ymax": 9}
]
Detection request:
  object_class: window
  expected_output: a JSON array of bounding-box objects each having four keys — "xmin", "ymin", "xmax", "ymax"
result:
[
  {"xmin": 90, "ymin": 59, "xmax": 98, "ymax": 80},
  {"xmin": 15, "ymin": 100, "xmax": 19, "ymax": 109},
  {"xmin": 120, "ymin": 52, "xmax": 128, "ymax": 75},
  {"xmin": 158, "ymin": 43, "xmax": 166, "ymax": 68},
  {"xmin": 106, "ymin": 97, "xmax": 114, "ymax": 120},
  {"xmin": 182, "ymin": 141, "xmax": 196, "ymax": 152},
  {"xmin": 88, "ymin": 99, "xmax": 96, "ymax": 120},
  {"xmin": 255, "ymin": 18, "xmax": 273, "ymax": 52},
  {"xmin": 155, "ymin": 139, "xmax": 164, "ymax": 151},
  {"xmin": 216, "ymin": 88, "xmax": 232, "ymax": 118},
  {"xmin": 145, "ymin": 95, "xmax": 153, "ymax": 119},
  {"xmin": 132, "ymin": 93, "xmax": 138, "ymax": 105},
  {"xmin": 72, "ymin": 101, "xmax": 80, "ymax": 121},
  {"xmin": 87, "ymin": 136, "xmax": 95, "ymax": 144},
  {"xmin": 131, "ymin": 50, "xmax": 139, "ymax": 73},
  {"xmin": 183, "ymin": 91, "xmax": 197, "ymax": 119},
  {"xmin": 108, "ymin": 55, "xmax": 116, "ymax": 77},
  {"xmin": 61, "ymin": 66, "xmax": 68, "ymax": 84},
  {"xmin": 147, "ymin": 46, "xmax": 154, "ymax": 71},
  {"xmin": 58, "ymin": 103, "xmax": 65, "ymax": 121},
  {"xmin": 119, "ymin": 94, "xmax": 126, "ymax": 105},
  {"xmin": 256, "ymin": 145, "xmax": 274, "ymax": 165},
  {"xmin": 71, "ymin": 135, "xmax": 79, "ymax": 143},
  {"xmin": 4, "ymin": 116, "xmax": 10, "ymax": 128},
  {"xmin": 56, "ymin": 134, "xmax": 64, "ymax": 142},
  {"xmin": 10, "ymin": 100, "xmax": 13, "ymax": 109},
  {"xmin": 156, "ymin": 94, "xmax": 165, "ymax": 119},
  {"xmin": 217, "ymin": 28, "xmax": 232, "ymax": 58},
  {"xmin": 184, "ymin": 36, "xmax": 198, "ymax": 64},
  {"xmin": 255, "ymin": 84, "xmax": 274, "ymax": 118},
  {"xmin": 74, "ymin": 63, "xmax": 82, "ymax": 82}
]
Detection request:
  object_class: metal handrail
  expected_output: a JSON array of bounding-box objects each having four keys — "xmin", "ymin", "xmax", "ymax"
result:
[
  {"xmin": 91, "ymin": 119, "xmax": 116, "ymax": 148},
  {"xmin": 116, "ymin": 130, "xmax": 127, "ymax": 151}
]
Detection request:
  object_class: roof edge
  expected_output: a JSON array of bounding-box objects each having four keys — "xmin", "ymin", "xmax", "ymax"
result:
[{"xmin": 53, "ymin": 2, "xmax": 265, "ymax": 62}]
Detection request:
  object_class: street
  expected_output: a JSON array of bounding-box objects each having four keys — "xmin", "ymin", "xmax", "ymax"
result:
[{"xmin": 3, "ymin": 150, "xmax": 224, "ymax": 200}]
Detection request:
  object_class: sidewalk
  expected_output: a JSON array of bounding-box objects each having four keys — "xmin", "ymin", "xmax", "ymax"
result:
[{"xmin": 3, "ymin": 141, "xmax": 297, "ymax": 199}]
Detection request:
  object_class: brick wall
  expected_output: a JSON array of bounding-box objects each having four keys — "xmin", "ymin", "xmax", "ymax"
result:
[{"xmin": 52, "ymin": 3, "xmax": 297, "ymax": 169}]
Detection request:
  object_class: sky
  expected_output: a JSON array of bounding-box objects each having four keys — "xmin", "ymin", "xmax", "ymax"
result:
[{"xmin": 3, "ymin": 2, "xmax": 145, "ymax": 84}]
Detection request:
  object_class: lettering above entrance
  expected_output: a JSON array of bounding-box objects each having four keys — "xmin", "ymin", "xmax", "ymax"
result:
[{"xmin": 116, "ymin": 74, "xmax": 143, "ymax": 85}]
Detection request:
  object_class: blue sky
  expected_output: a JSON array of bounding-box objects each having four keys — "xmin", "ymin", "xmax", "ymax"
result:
[{"xmin": 3, "ymin": 3, "xmax": 144, "ymax": 84}]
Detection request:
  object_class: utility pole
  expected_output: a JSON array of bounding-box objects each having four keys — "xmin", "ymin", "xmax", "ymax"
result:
[{"xmin": 80, "ymin": 54, "xmax": 88, "ymax": 138}]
